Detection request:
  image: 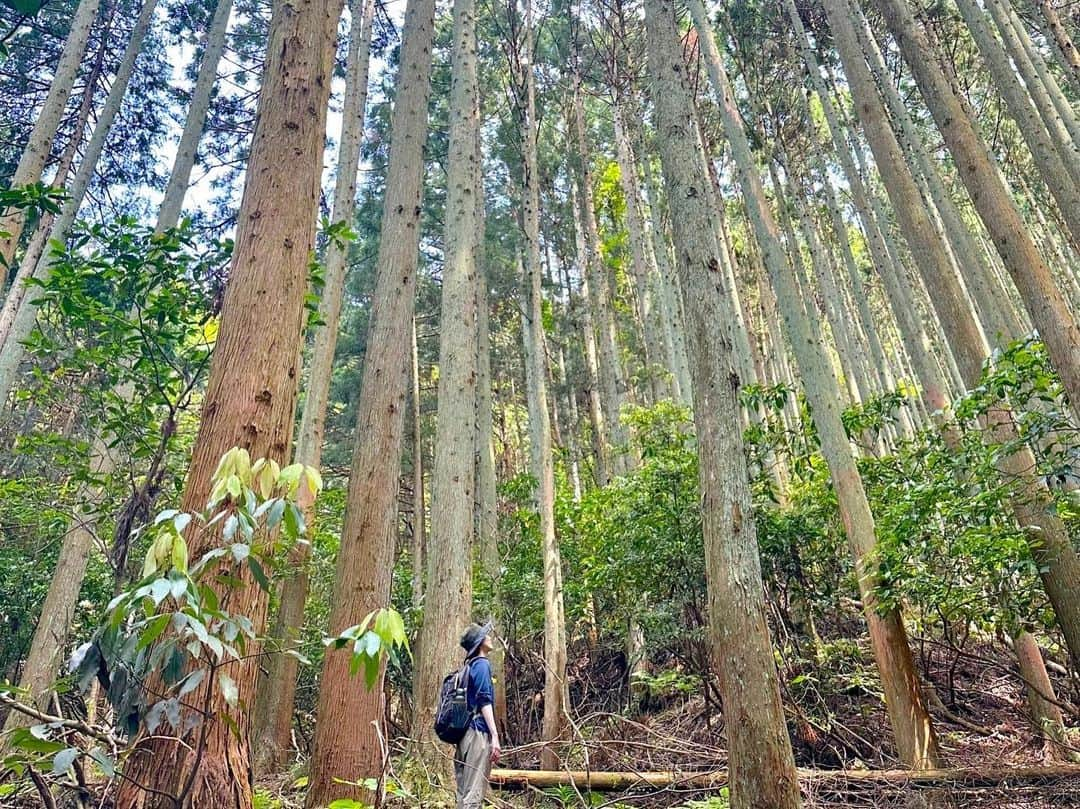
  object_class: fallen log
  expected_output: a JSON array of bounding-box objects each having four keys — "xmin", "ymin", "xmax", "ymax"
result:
[{"xmin": 490, "ymin": 764, "xmax": 1080, "ymax": 791}]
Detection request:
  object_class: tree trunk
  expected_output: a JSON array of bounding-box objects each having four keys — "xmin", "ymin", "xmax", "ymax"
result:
[
  {"xmin": 0, "ymin": 16, "xmax": 106, "ymax": 376},
  {"xmin": 1012, "ymin": 631, "xmax": 1078, "ymax": 762},
  {"xmin": 613, "ymin": 104, "xmax": 669, "ymax": 403},
  {"xmin": 987, "ymin": 0, "xmax": 1080, "ymax": 171},
  {"xmin": 643, "ymin": 164, "xmax": 693, "ymax": 404},
  {"xmin": 474, "ymin": 180, "xmax": 507, "ymax": 734},
  {"xmin": 569, "ymin": 179, "xmax": 610, "ymax": 484},
  {"xmin": 515, "ymin": 0, "xmax": 567, "ymax": 769},
  {"xmin": 872, "ymin": 0, "xmax": 1080, "ymax": 423},
  {"xmin": 695, "ymin": 0, "xmax": 944, "ymax": 773},
  {"xmin": 0, "ymin": 0, "xmax": 160, "ymax": 403},
  {"xmin": 571, "ymin": 75, "xmax": 630, "ymax": 472},
  {"xmin": 413, "ymin": 0, "xmax": 480, "ymax": 763},
  {"xmin": 251, "ymin": 0, "xmax": 375, "ymax": 774},
  {"xmin": 645, "ymin": 2, "xmax": 802, "ymax": 807},
  {"xmin": 835, "ymin": 0, "xmax": 1080, "ymax": 671},
  {"xmin": 115, "ymin": 0, "xmax": 342, "ymax": 803},
  {"xmin": 856, "ymin": 16, "xmax": 1023, "ymax": 347},
  {"xmin": 1036, "ymin": 0, "xmax": 1080, "ymax": 81},
  {"xmin": 155, "ymin": 0, "xmax": 234, "ymax": 232},
  {"xmin": 410, "ymin": 318, "xmax": 427, "ymax": 610},
  {"xmin": 304, "ymin": 0, "xmax": 436, "ymax": 800},
  {"xmin": 955, "ymin": 0, "xmax": 1080, "ymax": 252},
  {"xmin": 0, "ymin": 0, "xmax": 101, "ymax": 269}
]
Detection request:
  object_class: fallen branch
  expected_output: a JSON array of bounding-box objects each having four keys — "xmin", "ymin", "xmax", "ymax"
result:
[{"xmin": 490, "ymin": 764, "xmax": 1080, "ymax": 791}]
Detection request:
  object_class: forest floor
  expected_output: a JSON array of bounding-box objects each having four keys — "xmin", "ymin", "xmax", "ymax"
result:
[{"xmin": 248, "ymin": 640, "xmax": 1080, "ymax": 808}]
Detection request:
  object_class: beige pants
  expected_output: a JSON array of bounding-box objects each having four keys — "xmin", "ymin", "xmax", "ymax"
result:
[{"xmin": 454, "ymin": 727, "xmax": 491, "ymax": 809}]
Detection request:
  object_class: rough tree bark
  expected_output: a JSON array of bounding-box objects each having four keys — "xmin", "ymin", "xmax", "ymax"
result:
[
  {"xmin": 835, "ymin": 0, "xmax": 1080, "ymax": 671},
  {"xmin": 872, "ymin": 0, "xmax": 1080, "ymax": 422},
  {"xmin": 516, "ymin": 0, "xmax": 567, "ymax": 770},
  {"xmin": 115, "ymin": 0, "xmax": 343, "ymax": 802},
  {"xmin": 695, "ymin": 0, "xmax": 944, "ymax": 773},
  {"xmin": 645, "ymin": 1, "xmax": 802, "ymax": 807},
  {"xmin": 304, "ymin": 0, "xmax": 436, "ymax": 800},
  {"xmin": 413, "ymin": 0, "xmax": 480, "ymax": 763},
  {"xmin": 251, "ymin": 0, "xmax": 375, "ymax": 775}
]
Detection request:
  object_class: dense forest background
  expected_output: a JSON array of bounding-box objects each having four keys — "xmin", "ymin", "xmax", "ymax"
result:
[{"xmin": 0, "ymin": 0, "xmax": 1078, "ymax": 806}]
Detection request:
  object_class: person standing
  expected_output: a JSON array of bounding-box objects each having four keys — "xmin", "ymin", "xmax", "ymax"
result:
[{"xmin": 455, "ymin": 621, "xmax": 501, "ymax": 809}]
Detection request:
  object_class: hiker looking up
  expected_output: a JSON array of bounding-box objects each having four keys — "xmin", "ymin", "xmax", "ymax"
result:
[{"xmin": 455, "ymin": 621, "xmax": 500, "ymax": 808}]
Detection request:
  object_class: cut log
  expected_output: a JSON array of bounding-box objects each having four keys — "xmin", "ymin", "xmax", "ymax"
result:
[{"xmin": 490, "ymin": 765, "xmax": 1080, "ymax": 791}]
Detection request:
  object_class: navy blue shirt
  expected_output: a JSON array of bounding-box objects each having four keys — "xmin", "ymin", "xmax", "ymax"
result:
[{"xmin": 465, "ymin": 656, "xmax": 494, "ymax": 734}]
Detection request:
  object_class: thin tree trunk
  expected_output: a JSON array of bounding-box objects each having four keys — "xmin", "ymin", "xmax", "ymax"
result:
[
  {"xmin": 115, "ymin": 0, "xmax": 342, "ymax": 802},
  {"xmin": 836, "ymin": 0, "xmax": 1080, "ymax": 671},
  {"xmin": 305, "ymin": 0, "xmax": 436, "ymax": 799},
  {"xmin": 955, "ymin": 0, "xmax": 1080, "ymax": 251},
  {"xmin": 155, "ymin": 0, "xmax": 234, "ymax": 232},
  {"xmin": 613, "ymin": 103, "xmax": 668, "ymax": 403},
  {"xmin": 0, "ymin": 0, "xmax": 101, "ymax": 269},
  {"xmin": 857, "ymin": 15, "xmax": 1022, "ymax": 347},
  {"xmin": 1036, "ymin": 0, "xmax": 1080, "ymax": 81},
  {"xmin": 0, "ymin": 0, "xmax": 161, "ymax": 403},
  {"xmin": 0, "ymin": 17, "xmax": 106, "ymax": 368},
  {"xmin": 1012, "ymin": 631, "xmax": 1078, "ymax": 762},
  {"xmin": 410, "ymin": 318, "xmax": 427, "ymax": 610},
  {"xmin": 872, "ymin": 0, "xmax": 1080, "ymax": 422},
  {"xmin": 645, "ymin": 2, "xmax": 802, "ymax": 807},
  {"xmin": 569, "ymin": 179, "xmax": 610, "ymax": 484},
  {"xmin": 516, "ymin": 0, "xmax": 567, "ymax": 769},
  {"xmin": 571, "ymin": 75, "xmax": 629, "ymax": 471},
  {"xmin": 414, "ymin": 0, "xmax": 480, "ymax": 762},
  {"xmin": 695, "ymin": 0, "xmax": 944, "ymax": 773},
  {"xmin": 251, "ymin": 0, "xmax": 375, "ymax": 774},
  {"xmin": 987, "ymin": 0, "xmax": 1080, "ymax": 168}
]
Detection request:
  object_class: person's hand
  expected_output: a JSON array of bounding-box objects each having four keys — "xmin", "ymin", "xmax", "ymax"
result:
[{"xmin": 490, "ymin": 739, "xmax": 501, "ymax": 764}]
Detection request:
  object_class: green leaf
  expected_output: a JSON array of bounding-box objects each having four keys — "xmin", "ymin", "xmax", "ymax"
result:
[{"xmin": 137, "ymin": 613, "xmax": 171, "ymax": 650}]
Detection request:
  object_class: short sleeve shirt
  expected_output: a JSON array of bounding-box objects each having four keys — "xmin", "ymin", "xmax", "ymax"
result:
[{"xmin": 465, "ymin": 656, "xmax": 494, "ymax": 734}]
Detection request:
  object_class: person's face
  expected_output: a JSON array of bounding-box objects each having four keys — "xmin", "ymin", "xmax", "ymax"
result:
[{"xmin": 481, "ymin": 633, "xmax": 494, "ymax": 652}]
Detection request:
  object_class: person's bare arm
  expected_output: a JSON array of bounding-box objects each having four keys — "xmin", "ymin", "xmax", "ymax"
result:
[{"xmin": 480, "ymin": 703, "xmax": 500, "ymax": 763}]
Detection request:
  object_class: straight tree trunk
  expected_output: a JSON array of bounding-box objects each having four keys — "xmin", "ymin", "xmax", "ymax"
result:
[
  {"xmin": 115, "ymin": 0, "xmax": 342, "ymax": 802},
  {"xmin": 413, "ymin": 0, "xmax": 480, "ymax": 762},
  {"xmin": 409, "ymin": 318, "xmax": 427, "ymax": 609},
  {"xmin": 643, "ymin": 164, "xmax": 693, "ymax": 404},
  {"xmin": 987, "ymin": 0, "xmax": 1080, "ymax": 166},
  {"xmin": 571, "ymin": 76, "xmax": 630, "ymax": 472},
  {"xmin": 0, "ymin": 0, "xmax": 160, "ymax": 402},
  {"xmin": 569, "ymin": 179, "xmax": 611, "ymax": 484},
  {"xmin": 644, "ymin": 2, "xmax": 802, "ymax": 807},
  {"xmin": 613, "ymin": 103, "xmax": 669, "ymax": 403},
  {"xmin": 0, "ymin": 12, "xmax": 107, "ymax": 360},
  {"xmin": 1012, "ymin": 631, "xmax": 1078, "ymax": 761},
  {"xmin": 833, "ymin": 0, "xmax": 1080, "ymax": 671},
  {"xmin": 0, "ymin": 0, "xmax": 101, "ymax": 269},
  {"xmin": 517, "ymin": 0, "xmax": 567, "ymax": 769},
  {"xmin": 474, "ymin": 176, "xmax": 507, "ymax": 733},
  {"xmin": 251, "ymin": 0, "xmax": 375, "ymax": 773},
  {"xmin": 872, "ymin": 0, "xmax": 1080, "ymax": 422},
  {"xmin": 694, "ymin": 0, "xmax": 944, "ymax": 773},
  {"xmin": 955, "ymin": 0, "xmax": 1080, "ymax": 251},
  {"xmin": 155, "ymin": 0, "xmax": 234, "ymax": 232},
  {"xmin": 1036, "ymin": 0, "xmax": 1080, "ymax": 80},
  {"xmin": 305, "ymin": 0, "xmax": 436, "ymax": 800}
]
